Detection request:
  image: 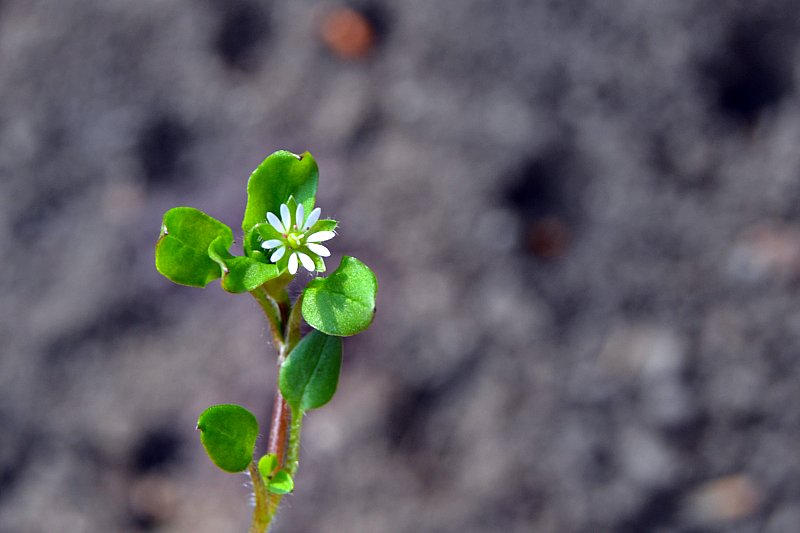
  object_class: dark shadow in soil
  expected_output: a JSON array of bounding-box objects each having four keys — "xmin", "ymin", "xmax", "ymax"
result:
[
  {"xmin": 132, "ymin": 425, "xmax": 183, "ymax": 473},
  {"xmin": 702, "ymin": 14, "xmax": 795, "ymax": 127},
  {"xmin": 136, "ymin": 115, "xmax": 191, "ymax": 188},
  {"xmin": 212, "ymin": 0, "xmax": 270, "ymax": 72}
]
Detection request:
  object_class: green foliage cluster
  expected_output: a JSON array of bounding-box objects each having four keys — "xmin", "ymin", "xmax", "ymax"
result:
[{"xmin": 155, "ymin": 150, "xmax": 377, "ymax": 531}]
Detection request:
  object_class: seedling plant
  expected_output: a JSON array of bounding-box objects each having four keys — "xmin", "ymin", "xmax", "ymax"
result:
[{"xmin": 155, "ymin": 150, "xmax": 377, "ymax": 532}]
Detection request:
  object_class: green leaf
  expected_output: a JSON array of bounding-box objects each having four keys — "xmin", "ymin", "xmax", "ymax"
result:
[
  {"xmin": 309, "ymin": 219, "xmax": 338, "ymax": 233},
  {"xmin": 242, "ymin": 150, "xmax": 318, "ymax": 235},
  {"xmin": 267, "ymin": 470, "xmax": 294, "ymax": 494},
  {"xmin": 196, "ymin": 404, "xmax": 258, "ymax": 473},
  {"xmin": 301, "ymin": 256, "xmax": 377, "ymax": 336},
  {"xmin": 280, "ymin": 330, "xmax": 343, "ymax": 411},
  {"xmin": 254, "ymin": 221, "xmax": 283, "ymax": 242},
  {"xmin": 258, "ymin": 453, "xmax": 278, "ymax": 481},
  {"xmin": 310, "ymin": 252, "xmax": 326, "ymax": 273},
  {"xmin": 243, "ymin": 226, "xmax": 268, "ymax": 261},
  {"xmin": 208, "ymin": 236, "xmax": 279, "ymax": 293},
  {"xmin": 284, "ymin": 196, "xmax": 300, "ymax": 225},
  {"xmin": 155, "ymin": 207, "xmax": 233, "ymax": 288}
]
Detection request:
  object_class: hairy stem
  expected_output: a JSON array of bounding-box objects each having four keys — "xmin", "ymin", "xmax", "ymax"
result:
[
  {"xmin": 266, "ymin": 389, "xmax": 290, "ymax": 466},
  {"xmin": 284, "ymin": 292, "xmax": 304, "ymax": 348},
  {"xmin": 267, "ymin": 290, "xmax": 303, "ymax": 466},
  {"xmin": 261, "ymin": 488, "xmax": 284, "ymax": 532},
  {"xmin": 248, "ymin": 462, "xmax": 270, "ymax": 533},
  {"xmin": 250, "ymin": 288, "xmax": 284, "ymax": 351},
  {"xmin": 250, "ymin": 289, "xmax": 306, "ymax": 532},
  {"xmin": 286, "ymin": 407, "xmax": 304, "ymax": 477}
]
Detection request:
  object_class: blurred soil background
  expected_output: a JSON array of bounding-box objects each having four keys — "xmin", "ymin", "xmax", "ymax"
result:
[{"xmin": 2, "ymin": 1, "xmax": 800, "ymax": 532}]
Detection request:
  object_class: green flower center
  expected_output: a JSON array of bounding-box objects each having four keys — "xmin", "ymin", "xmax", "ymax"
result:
[{"xmin": 286, "ymin": 231, "xmax": 305, "ymax": 249}]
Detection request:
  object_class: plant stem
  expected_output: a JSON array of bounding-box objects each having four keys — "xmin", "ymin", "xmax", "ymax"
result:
[
  {"xmin": 277, "ymin": 296, "xmax": 304, "ymax": 473},
  {"xmin": 266, "ymin": 389, "xmax": 290, "ymax": 465},
  {"xmin": 284, "ymin": 293, "xmax": 304, "ymax": 348},
  {"xmin": 261, "ymin": 484, "xmax": 284, "ymax": 531},
  {"xmin": 286, "ymin": 406, "xmax": 304, "ymax": 477},
  {"xmin": 258, "ymin": 407, "xmax": 303, "ymax": 531},
  {"xmin": 250, "ymin": 288, "xmax": 284, "ymax": 351},
  {"xmin": 250, "ymin": 288, "xmax": 306, "ymax": 533},
  {"xmin": 248, "ymin": 461, "xmax": 270, "ymax": 533}
]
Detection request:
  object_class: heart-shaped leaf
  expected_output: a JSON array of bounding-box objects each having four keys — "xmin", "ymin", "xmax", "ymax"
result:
[
  {"xmin": 242, "ymin": 151, "xmax": 318, "ymax": 235},
  {"xmin": 301, "ymin": 256, "xmax": 377, "ymax": 336},
  {"xmin": 208, "ymin": 236, "xmax": 280, "ymax": 293},
  {"xmin": 197, "ymin": 404, "xmax": 258, "ymax": 473},
  {"xmin": 155, "ymin": 207, "xmax": 233, "ymax": 287},
  {"xmin": 279, "ymin": 330, "xmax": 342, "ymax": 412}
]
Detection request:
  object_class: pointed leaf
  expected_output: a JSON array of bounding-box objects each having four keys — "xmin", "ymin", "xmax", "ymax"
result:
[
  {"xmin": 208, "ymin": 236, "xmax": 279, "ymax": 293},
  {"xmin": 301, "ymin": 256, "xmax": 377, "ymax": 336},
  {"xmin": 280, "ymin": 330, "xmax": 342, "ymax": 411},
  {"xmin": 242, "ymin": 151, "xmax": 318, "ymax": 235},
  {"xmin": 309, "ymin": 219, "xmax": 338, "ymax": 234},
  {"xmin": 284, "ymin": 196, "xmax": 300, "ymax": 229},
  {"xmin": 267, "ymin": 470, "xmax": 294, "ymax": 494},
  {"xmin": 155, "ymin": 207, "xmax": 233, "ymax": 287},
  {"xmin": 197, "ymin": 404, "xmax": 258, "ymax": 473}
]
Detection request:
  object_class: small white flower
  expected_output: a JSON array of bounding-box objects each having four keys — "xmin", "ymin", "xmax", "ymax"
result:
[{"xmin": 260, "ymin": 201, "xmax": 336, "ymax": 274}]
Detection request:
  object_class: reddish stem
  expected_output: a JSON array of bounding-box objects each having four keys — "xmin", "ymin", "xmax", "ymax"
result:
[{"xmin": 267, "ymin": 392, "xmax": 290, "ymax": 465}]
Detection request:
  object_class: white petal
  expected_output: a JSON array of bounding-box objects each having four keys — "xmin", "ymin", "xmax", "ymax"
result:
[
  {"xmin": 303, "ymin": 207, "xmax": 321, "ymax": 230},
  {"xmin": 297, "ymin": 252, "xmax": 315, "ymax": 272},
  {"xmin": 261, "ymin": 239, "xmax": 283, "ymax": 249},
  {"xmin": 306, "ymin": 243, "xmax": 331, "ymax": 257},
  {"xmin": 280, "ymin": 204, "xmax": 291, "ymax": 231},
  {"xmin": 288, "ymin": 252, "xmax": 298, "ymax": 274},
  {"xmin": 307, "ymin": 230, "xmax": 335, "ymax": 242},
  {"xmin": 295, "ymin": 204, "xmax": 304, "ymax": 230},
  {"xmin": 270, "ymin": 246, "xmax": 286, "ymax": 262},
  {"xmin": 267, "ymin": 212, "xmax": 285, "ymax": 233}
]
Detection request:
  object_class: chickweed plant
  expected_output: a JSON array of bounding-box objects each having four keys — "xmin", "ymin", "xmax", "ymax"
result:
[{"xmin": 155, "ymin": 150, "xmax": 377, "ymax": 532}]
